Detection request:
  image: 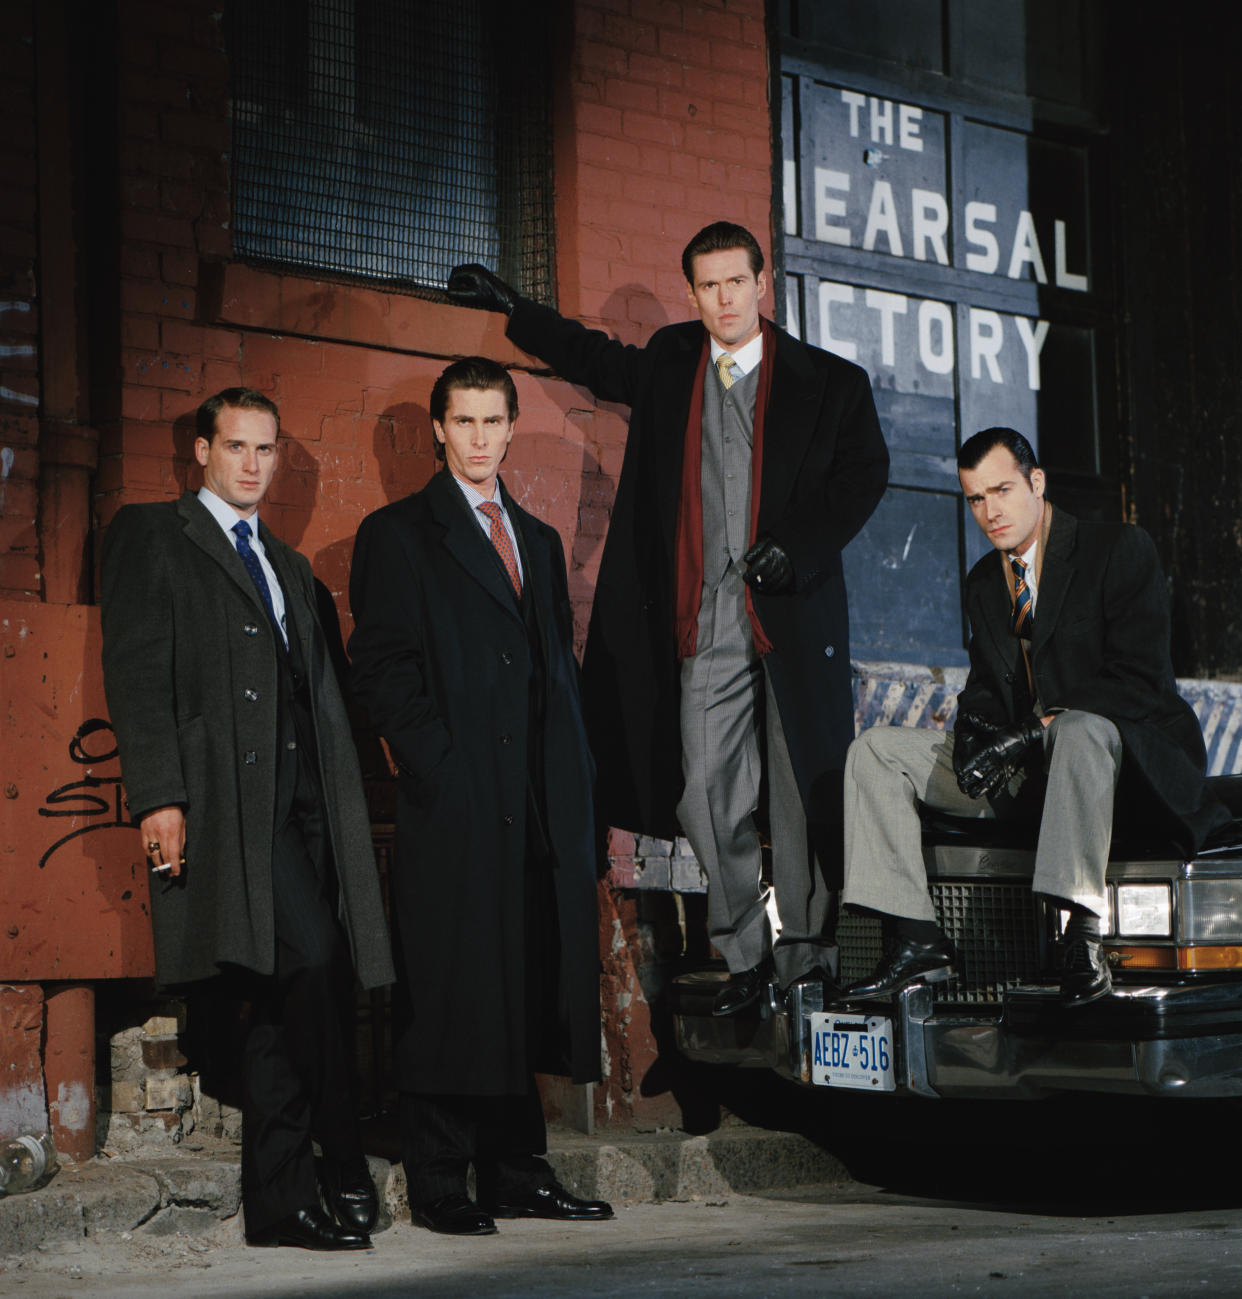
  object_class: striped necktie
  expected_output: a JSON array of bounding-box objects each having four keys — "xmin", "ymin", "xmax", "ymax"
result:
[{"xmin": 1010, "ymin": 555, "xmax": 1032, "ymax": 639}]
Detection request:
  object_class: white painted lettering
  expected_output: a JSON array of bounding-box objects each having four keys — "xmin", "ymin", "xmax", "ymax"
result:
[
  {"xmin": 784, "ymin": 159, "xmax": 798, "ymax": 236},
  {"xmin": 965, "ymin": 202, "xmax": 999, "ymax": 274},
  {"xmin": 862, "ymin": 180, "xmax": 904, "ymax": 257},
  {"xmin": 918, "ymin": 300, "xmax": 955, "ymax": 375},
  {"xmin": 841, "ymin": 90, "xmax": 867, "ymax": 138},
  {"xmin": 1007, "ymin": 210, "xmax": 1048, "ymax": 283},
  {"xmin": 1054, "ymin": 220, "xmax": 1088, "ymax": 292},
  {"xmin": 899, "ymin": 104, "xmax": 924, "ymax": 152},
  {"xmin": 813, "ymin": 167, "xmax": 851, "ymax": 246},
  {"xmin": 864, "ymin": 290, "xmax": 909, "ymax": 367},
  {"xmin": 969, "ymin": 309, "xmax": 1005, "ymax": 382},
  {"xmin": 1014, "ymin": 316, "xmax": 1050, "ymax": 390},
  {"xmin": 870, "ymin": 97, "xmax": 894, "ymax": 146},
  {"xmin": 911, "ymin": 189, "xmax": 949, "ymax": 265},
  {"xmin": 818, "ymin": 281, "xmax": 858, "ymax": 361}
]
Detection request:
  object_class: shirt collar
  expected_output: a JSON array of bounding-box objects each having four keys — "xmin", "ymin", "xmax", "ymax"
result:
[
  {"xmin": 198, "ymin": 486, "xmax": 262, "ymax": 540},
  {"xmin": 709, "ymin": 331, "xmax": 763, "ymax": 377},
  {"xmin": 450, "ymin": 472, "xmax": 506, "ymax": 517}
]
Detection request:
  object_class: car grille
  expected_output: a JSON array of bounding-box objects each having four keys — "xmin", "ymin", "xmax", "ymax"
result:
[{"xmin": 838, "ymin": 883, "xmax": 1044, "ymax": 1004}]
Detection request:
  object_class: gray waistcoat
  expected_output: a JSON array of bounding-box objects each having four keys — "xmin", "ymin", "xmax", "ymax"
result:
[{"xmin": 701, "ymin": 361, "xmax": 760, "ymax": 588}]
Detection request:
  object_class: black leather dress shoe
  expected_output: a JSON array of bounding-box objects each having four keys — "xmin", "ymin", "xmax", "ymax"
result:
[
  {"xmin": 320, "ymin": 1158, "xmax": 380, "ymax": 1234},
  {"xmin": 487, "ymin": 1181, "xmax": 614, "ymax": 1221},
  {"xmin": 248, "ymin": 1205, "xmax": 371, "ymax": 1250},
  {"xmin": 1060, "ymin": 934, "xmax": 1111, "ymax": 1007},
  {"xmin": 411, "ymin": 1192, "xmax": 497, "ymax": 1236},
  {"xmin": 845, "ymin": 935, "xmax": 955, "ymax": 1000},
  {"xmin": 712, "ymin": 964, "xmax": 767, "ymax": 1017}
]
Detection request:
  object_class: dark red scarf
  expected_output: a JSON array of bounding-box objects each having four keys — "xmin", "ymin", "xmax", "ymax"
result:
[{"xmin": 674, "ymin": 317, "xmax": 776, "ymax": 660}]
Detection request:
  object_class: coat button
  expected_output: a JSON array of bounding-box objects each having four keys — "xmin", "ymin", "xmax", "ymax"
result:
[
  {"xmin": 1004, "ymin": 672, "xmax": 1015, "ymax": 683},
  {"xmin": 243, "ymin": 623, "xmax": 259, "ymax": 637},
  {"xmin": 824, "ymin": 645, "xmax": 834, "ymax": 658},
  {"xmin": 286, "ymin": 740, "xmax": 297, "ymax": 751},
  {"xmin": 501, "ymin": 651, "xmax": 513, "ymax": 665},
  {"xmin": 504, "ymin": 814, "xmax": 514, "ymax": 826},
  {"xmin": 243, "ymin": 688, "xmax": 259, "ymax": 702},
  {"xmin": 500, "ymin": 733, "xmax": 512, "ymax": 745},
  {"xmin": 244, "ymin": 750, "xmax": 257, "ymax": 765}
]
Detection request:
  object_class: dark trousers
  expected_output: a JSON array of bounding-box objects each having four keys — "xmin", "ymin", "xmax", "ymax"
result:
[
  {"xmin": 400, "ymin": 1084, "xmax": 553, "ymax": 1207},
  {"xmin": 240, "ymin": 812, "xmax": 364, "ymax": 1235}
]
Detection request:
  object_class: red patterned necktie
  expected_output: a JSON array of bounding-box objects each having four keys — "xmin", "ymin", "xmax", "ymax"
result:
[
  {"xmin": 1010, "ymin": 555, "xmax": 1032, "ymax": 638},
  {"xmin": 478, "ymin": 501, "xmax": 522, "ymax": 597}
]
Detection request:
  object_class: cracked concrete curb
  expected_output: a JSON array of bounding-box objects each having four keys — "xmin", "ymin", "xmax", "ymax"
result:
[{"xmin": 0, "ymin": 1126, "xmax": 850, "ymax": 1256}]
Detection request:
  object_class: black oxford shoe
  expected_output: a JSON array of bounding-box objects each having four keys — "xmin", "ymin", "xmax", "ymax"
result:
[
  {"xmin": 320, "ymin": 1158, "xmax": 380, "ymax": 1234},
  {"xmin": 411, "ymin": 1192, "xmax": 497, "ymax": 1236},
  {"xmin": 845, "ymin": 935, "xmax": 955, "ymax": 1000},
  {"xmin": 1060, "ymin": 934, "xmax": 1112, "ymax": 1007},
  {"xmin": 712, "ymin": 964, "xmax": 767, "ymax": 1017},
  {"xmin": 486, "ymin": 1181, "xmax": 614, "ymax": 1221},
  {"xmin": 248, "ymin": 1205, "xmax": 371, "ymax": 1251}
]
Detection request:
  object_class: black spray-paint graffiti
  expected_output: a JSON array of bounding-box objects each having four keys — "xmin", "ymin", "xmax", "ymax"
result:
[{"xmin": 37, "ymin": 718, "xmax": 134, "ymax": 870}]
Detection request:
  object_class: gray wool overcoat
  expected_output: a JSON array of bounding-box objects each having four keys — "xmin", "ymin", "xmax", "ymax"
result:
[{"xmin": 100, "ymin": 492, "xmax": 394, "ymax": 991}]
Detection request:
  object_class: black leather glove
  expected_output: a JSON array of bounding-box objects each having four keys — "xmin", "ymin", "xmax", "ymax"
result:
[
  {"xmin": 742, "ymin": 536, "xmax": 794, "ymax": 593},
  {"xmin": 445, "ymin": 263, "xmax": 519, "ymax": 315},
  {"xmin": 954, "ymin": 713, "xmax": 1043, "ymax": 800}
]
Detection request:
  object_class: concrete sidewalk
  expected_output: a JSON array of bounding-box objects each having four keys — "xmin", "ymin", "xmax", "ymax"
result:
[{"xmin": 0, "ymin": 1121, "xmax": 851, "ymax": 1256}]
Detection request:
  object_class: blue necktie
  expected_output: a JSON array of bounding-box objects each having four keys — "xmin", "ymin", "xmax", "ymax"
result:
[{"xmin": 232, "ymin": 519, "xmax": 281, "ymax": 635}]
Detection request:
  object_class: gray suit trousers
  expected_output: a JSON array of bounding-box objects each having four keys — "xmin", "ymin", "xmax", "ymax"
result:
[
  {"xmin": 677, "ymin": 563, "xmax": 833, "ymax": 984},
  {"xmin": 842, "ymin": 710, "xmax": 1122, "ymax": 922}
]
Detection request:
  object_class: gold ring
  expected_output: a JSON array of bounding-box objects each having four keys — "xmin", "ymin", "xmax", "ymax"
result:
[{"xmin": 147, "ymin": 841, "xmax": 160, "ymax": 853}]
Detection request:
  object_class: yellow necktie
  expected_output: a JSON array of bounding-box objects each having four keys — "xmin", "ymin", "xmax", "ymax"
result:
[{"xmin": 716, "ymin": 353, "xmax": 736, "ymax": 390}]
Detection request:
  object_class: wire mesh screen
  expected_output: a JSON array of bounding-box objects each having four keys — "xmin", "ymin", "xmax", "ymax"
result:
[{"xmin": 225, "ymin": 0, "xmax": 555, "ymax": 302}]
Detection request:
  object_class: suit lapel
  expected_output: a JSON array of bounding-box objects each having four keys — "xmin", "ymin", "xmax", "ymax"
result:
[
  {"xmin": 758, "ymin": 326, "xmax": 823, "ymax": 525},
  {"xmin": 177, "ymin": 492, "xmax": 271, "ymax": 623},
  {"xmin": 426, "ymin": 470, "xmax": 524, "ymax": 622},
  {"xmin": 653, "ymin": 329, "xmax": 702, "ymax": 566},
  {"xmin": 261, "ymin": 523, "xmax": 314, "ymax": 663},
  {"xmin": 1031, "ymin": 504, "xmax": 1076, "ymax": 658}
]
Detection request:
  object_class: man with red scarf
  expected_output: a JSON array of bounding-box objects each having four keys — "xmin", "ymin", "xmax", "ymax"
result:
[{"xmin": 448, "ymin": 223, "xmax": 888, "ymax": 1013}]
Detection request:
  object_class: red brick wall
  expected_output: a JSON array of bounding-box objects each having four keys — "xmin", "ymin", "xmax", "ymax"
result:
[
  {"xmin": 6, "ymin": 0, "xmax": 775, "ymax": 1129},
  {"xmin": 0, "ymin": 3, "xmax": 41, "ymax": 600}
]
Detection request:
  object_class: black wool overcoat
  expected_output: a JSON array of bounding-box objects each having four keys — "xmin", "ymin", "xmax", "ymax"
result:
[
  {"xmin": 506, "ymin": 300, "xmax": 890, "ymax": 844},
  {"xmin": 957, "ymin": 504, "xmax": 1228, "ymax": 853},
  {"xmin": 348, "ymin": 469, "xmax": 602, "ymax": 1095},
  {"xmin": 100, "ymin": 493, "xmax": 394, "ymax": 991}
]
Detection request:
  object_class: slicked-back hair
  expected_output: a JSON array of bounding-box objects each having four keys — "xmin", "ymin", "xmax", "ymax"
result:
[
  {"xmin": 429, "ymin": 357, "xmax": 519, "ymax": 462},
  {"xmin": 958, "ymin": 427, "xmax": 1040, "ymax": 483},
  {"xmin": 196, "ymin": 387, "xmax": 280, "ymax": 443},
  {"xmin": 681, "ymin": 222, "xmax": 764, "ymax": 284}
]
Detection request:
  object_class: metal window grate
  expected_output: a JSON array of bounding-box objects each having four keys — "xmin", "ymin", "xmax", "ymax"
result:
[{"xmin": 225, "ymin": 0, "xmax": 555, "ymax": 302}]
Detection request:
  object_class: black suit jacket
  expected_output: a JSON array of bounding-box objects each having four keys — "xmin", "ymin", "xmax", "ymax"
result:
[
  {"xmin": 507, "ymin": 300, "xmax": 889, "ymax": 843},
  {"xmin": 348, "ymin": 469, "xmax": 602, "ymax": 1094},
  {"xmin": 958, "ymin": 504, "xmax": 1226, "ymax": 852}
]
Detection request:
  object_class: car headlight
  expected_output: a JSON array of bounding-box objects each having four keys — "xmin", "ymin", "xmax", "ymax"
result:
[
  {"xmin": 1180, "ymin": 880, "xmax": 1242, "ymax": 943},
  {"xmin": 1116, "ymin": 883, "xmax": 1172, "ymax": 938}
]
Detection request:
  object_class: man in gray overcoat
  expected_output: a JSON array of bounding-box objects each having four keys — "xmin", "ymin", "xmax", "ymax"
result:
[
  {"xmin": 101, "ymin": 387, "xmax": 394, "ymax": 1251},
  {"xmin": 348, "ymin": 358, "xmax": 612, "ymax": 1238}
]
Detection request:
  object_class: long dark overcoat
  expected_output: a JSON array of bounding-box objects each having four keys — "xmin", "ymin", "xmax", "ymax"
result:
[
  {"xmin": 506, "ymin": 301, "xmax": 890, "ymax": 844},
  {"xmin": 347, "ymin": 469, "xmax": 602, "ymax": 1095},
  {"xmin": 100, "ymin": 492, "xmax": 394, "ymax": 990},
  {"xmin": 958, "ymin": 504, "xmax": 1227, "ymax": 852}
]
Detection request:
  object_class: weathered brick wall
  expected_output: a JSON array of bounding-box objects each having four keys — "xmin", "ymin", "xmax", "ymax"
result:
[{"xmin": 0, "ymin": 4, "xmax": 41, "ymax": 600}]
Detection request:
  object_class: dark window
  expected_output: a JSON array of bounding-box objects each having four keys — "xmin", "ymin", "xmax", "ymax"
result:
[{"xmin": 225, "ymin": 0, "xmax": 555, "ymax": 302}]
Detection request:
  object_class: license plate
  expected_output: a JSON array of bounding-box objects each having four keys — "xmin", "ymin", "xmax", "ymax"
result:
[{"xmin": 809, "ymin": 1013, "xmax": 895, "ymax": 1090}]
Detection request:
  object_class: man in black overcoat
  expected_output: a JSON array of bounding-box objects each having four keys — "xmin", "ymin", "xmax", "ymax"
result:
[
  {"xmin": 447, "ymin": 222, "xmax": 889, "ymax": 1015},
  {"xmin": 101, "ymin": 388, "xmax": 394, "ymax": 1250},
  {"xmin": 348, "ymin": 357, "xmax": 612, "ymax": 1237},
  {"xmin": 840, "ymin": 427, "xmax": 1227, "ymax": 1006}
]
